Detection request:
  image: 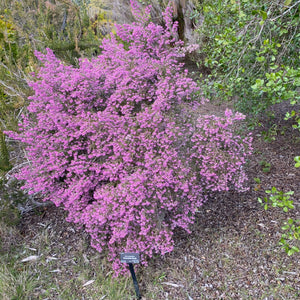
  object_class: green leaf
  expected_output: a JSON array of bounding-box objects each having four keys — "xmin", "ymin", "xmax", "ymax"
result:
[
  {"xmin": 256, "ymin": 56, "xmax": 265, "ymax": 62},
  {"xmin": 270, "ymin": 64, "xmax": 279, "ymax": 70},
  {"xmin": 284, "ymin": 0, "xmax": 292, "ymax": 6},
  {"xmin": 286, "ymin": 191, "xmax": 294, "ymax": 196},
  {"xmin": 260, "ymin": 10, "xmax": 268, "ymax": 21},
  {"xmin": 282, "ymin": 224, "xmax": 290, "ymax": 230},
  {"xmin": 294, "ymin": 156, "xmax": 300, "ymax": 168},
  {"xmin": 254, "ymin": 177, "xmax": 261, "ymax": 184},
  {"xmin": 280, "ymin": 29, "xmax": 288, "ymax": 35},
  {"xmin": 256, "ymin": 79, "xmax": 264, "ymax": 86}
]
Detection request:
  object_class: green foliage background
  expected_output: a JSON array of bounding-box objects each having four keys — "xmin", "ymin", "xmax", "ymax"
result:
[
  {"xmin": 195, "ymin": 0, "xmax": 299, "ymax": 116},
  {"xmin": 0, "ymin": 0, "xmax": 112, "ymax": 172}
]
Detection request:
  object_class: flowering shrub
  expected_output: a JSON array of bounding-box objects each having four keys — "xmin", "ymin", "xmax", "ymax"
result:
[{"xmin": 8, "ymin": 2, "xmax": 252, "ymax": 274}]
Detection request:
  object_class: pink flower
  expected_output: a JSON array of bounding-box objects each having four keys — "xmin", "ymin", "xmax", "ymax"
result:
[{"xmin": 6, "ymin": 1, "xmax": 252, "ymax": 276}]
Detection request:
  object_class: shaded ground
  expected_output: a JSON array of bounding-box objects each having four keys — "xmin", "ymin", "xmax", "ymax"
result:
[
  {"xmin": 141, "ymin": 103, "xmax": 300, "ymax": 299},
  {"xmin": 1, "ymin": 102, "xmax": 299, "ymax": 299}
]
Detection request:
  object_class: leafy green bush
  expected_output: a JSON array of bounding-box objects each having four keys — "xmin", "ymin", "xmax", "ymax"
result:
[
  {"xmin": 258, "ymin": 187, "xmax": 300, "ymax": 255},
  {"xmin": 195, "ymin": 0, "xmax": 300, "ymax": 115}
]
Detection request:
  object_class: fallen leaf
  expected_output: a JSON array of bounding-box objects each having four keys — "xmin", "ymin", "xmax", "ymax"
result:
[
  {"xmin": 46, "ymin": 256, "xmax": 58, "ymax": 262},
  {"xmin": 161, "ymin": 282, "xmax": 184, "ymax": 288},
  {"xmin": 49, "ymin": 269, "xmax": 61, "ymax": 273},
  {"xmin": 21, "ymin": 255, "xmax": 39, "ymax": 262},
  {"xmin": 83, "ymin": 280, "xmax": 95, "ymax": 287}
]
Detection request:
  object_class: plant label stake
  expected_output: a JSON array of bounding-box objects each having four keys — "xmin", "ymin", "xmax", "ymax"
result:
[{"xmin": 120, "ymin": 252, "xmax": 141, "ymax": 299}]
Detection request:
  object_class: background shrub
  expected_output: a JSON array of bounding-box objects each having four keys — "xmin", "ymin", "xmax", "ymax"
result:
[{"xmin": 194, "ymin": 0, "xmax": 300, "ymax": 116}]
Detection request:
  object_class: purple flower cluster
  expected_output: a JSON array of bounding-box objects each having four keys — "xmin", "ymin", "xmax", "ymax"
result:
[{"xmin": 8, "ymin": 2, "xmax": 252, "ymax": 274}]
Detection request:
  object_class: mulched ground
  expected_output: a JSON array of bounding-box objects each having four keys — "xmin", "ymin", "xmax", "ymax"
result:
[{"xmin": 12, "ymin": 101, "xmax": 300, "ymax": 299}]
